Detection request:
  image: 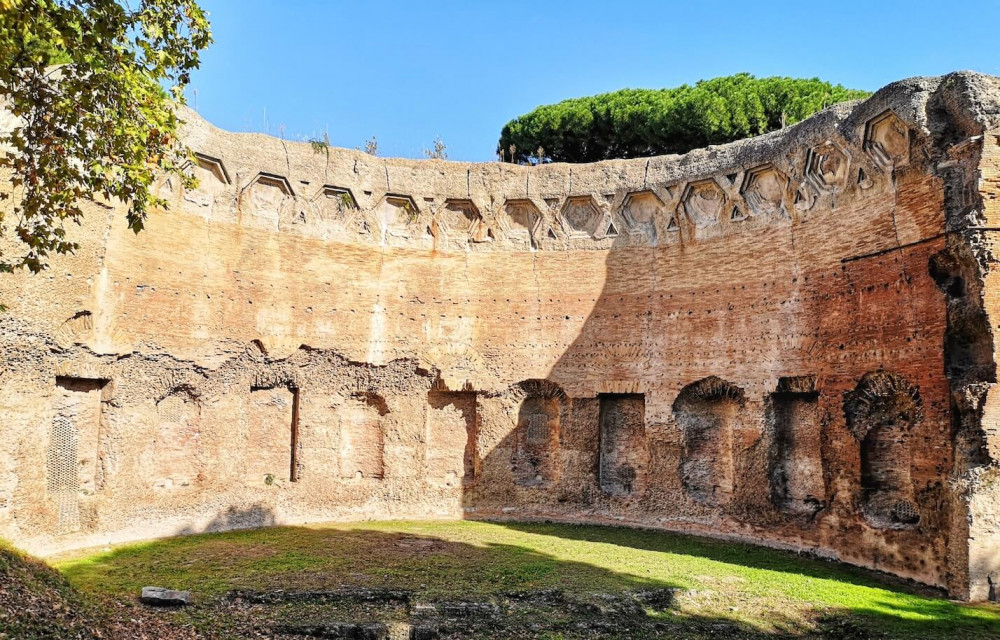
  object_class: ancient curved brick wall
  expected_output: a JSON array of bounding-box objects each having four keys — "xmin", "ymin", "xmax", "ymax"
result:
[{"xmin": 3, "ymin": 72, "xmax": 1000, "ymax": 601}]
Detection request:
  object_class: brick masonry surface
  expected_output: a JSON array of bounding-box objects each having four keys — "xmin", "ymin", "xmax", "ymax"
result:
[{"xmin": 2, "ymin": 72, "xmax": 1000, "ymax": 601}]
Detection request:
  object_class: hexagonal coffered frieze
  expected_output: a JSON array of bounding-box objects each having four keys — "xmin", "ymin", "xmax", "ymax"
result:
[
  {"xmin": 249, "ymin": 172, "xmax": 294, "ymax": 196},
  {"xmin": 245, "ymin": 172, "xmax": 295, "ymax": 228},
  {"xmin": 178, "ymin": 152, "xmax": 231, "ymax": 213},
  {"xmin": 315, "ymin": 185, "xmax": 358, "ymax": 212},
  {"xmin": 804, "ymin": 141, "xmax": 850, "ymax": 193},
  {"xmin": 680, "ymin": 179, "xmax": 726, "ymax": 228},
  {"xmin": 500, "ymin": 199, "xmax": 543, "ymax": 247},
  {"xmin": 376, "ymin": 193, "xmax": 419, "ymax": 226},
  {"xmin": 863, "ymin": 110, "xmax": 909, "ymax": 170},
  {"xmin": 187, "ymin": 152, "xmax": 231, "ymax": 185},
  {"xmin": 376, "ymin": 194, "xmax": 431, "ymax": 246},
  {"xmin": 558, "ymin": 196, "xmax": 606, "ymax": 238},
  {"xmin": 312, "ymin": 185, "xmax": 366, "ymax": 233},
  {"xmin": 621, "ymin": 190, "xmax": 663, "ymax": 242},
  {"xmin": 740, "ymin": 165, "xmax": 788, "ymax": 218},
  {"xmin": 437, "ymin": 199, "xmax": 492, "ymax": 243}
]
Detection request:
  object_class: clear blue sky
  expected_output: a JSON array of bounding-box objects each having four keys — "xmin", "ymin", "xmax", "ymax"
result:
[{"xmin": 186, "ymin": 0, "xmax": 1000, "ymax": 162}]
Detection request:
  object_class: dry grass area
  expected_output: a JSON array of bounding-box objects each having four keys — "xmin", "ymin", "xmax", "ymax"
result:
[
  {"xmin": 5, "ymin": 520, "xmax": 997, "ymax": 639},
  {"xmin": 0, "ymin": 540, "xmax": 198, "ymax": 639}
]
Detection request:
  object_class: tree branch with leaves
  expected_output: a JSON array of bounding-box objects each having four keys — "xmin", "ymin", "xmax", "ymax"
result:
[{"xmin": 0, "ymin": 0, "xmax": 212, "ymax": 275}]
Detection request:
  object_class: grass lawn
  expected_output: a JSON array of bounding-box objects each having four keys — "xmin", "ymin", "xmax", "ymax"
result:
[{"xmin": 51, "ymin": 520, "xmax": 1000, "ymax": 639}]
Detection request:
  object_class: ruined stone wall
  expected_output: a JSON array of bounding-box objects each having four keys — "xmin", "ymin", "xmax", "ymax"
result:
[{"xmin": 2, "ymin": 72, "xmax": 1000, "ymax": 601}]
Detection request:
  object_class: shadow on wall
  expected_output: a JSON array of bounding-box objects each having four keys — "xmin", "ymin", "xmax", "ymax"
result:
[
  {"xmin": 172, "ymin": 504, "xmax": 277, "ymax": 538},
  {"xmin": 455, "ymin": 178, "xmax": 973, "ymax": 599},
  {"xmin": 34, "ymin": 94, "xmax": 998, "ymax": 606},
  {"xmin": 460, "ymin": 240, "xmax": 766, "ymax": 519}
]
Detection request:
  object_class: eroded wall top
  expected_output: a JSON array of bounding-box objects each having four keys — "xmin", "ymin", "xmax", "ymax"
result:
[{"xmin": 162, "ymin": 72, "xmax": 1000, "ymax": 254}]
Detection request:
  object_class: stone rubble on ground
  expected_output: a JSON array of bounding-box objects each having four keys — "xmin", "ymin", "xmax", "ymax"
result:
[{"xmin": 139, "ymin": 586, "xmax": 191, "ymax": 606}]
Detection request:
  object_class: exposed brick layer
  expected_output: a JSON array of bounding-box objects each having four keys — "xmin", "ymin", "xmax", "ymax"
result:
[{"xmin": 2, "ymin": 72, "xmax": 1000, "ymax": 600}]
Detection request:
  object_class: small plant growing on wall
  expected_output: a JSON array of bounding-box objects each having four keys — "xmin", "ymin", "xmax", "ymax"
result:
[
  {"xmin": 263, "ymin": 473, "xmax": 275, "ymax": 486},
  {"xmin": 402, "ymin": 200, "xmax": 417, "ymax": 224},
  {"xmin": 309, "ymin": 131, "xmax": 331, "ymax": 158},
  {"xmin": 424, "ymin": 135, "xmax": 448, "ymax": 160}
]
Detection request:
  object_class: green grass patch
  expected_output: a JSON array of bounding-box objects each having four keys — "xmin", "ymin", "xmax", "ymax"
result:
[{"xmin": 53, "ymin": 520, "xmax": 1000, "ymax": 639}]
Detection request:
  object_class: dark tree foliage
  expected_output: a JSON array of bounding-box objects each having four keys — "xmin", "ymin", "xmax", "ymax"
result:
[{"xmin": 498, "ymin": 74, "xmax": 870, "ymax": 164}]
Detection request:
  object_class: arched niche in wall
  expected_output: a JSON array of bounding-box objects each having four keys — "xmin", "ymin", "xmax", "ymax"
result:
[
  {"xmin": 151, "ymin": 386, "xmax": 203, "ymax": 491},
  {"xmin": 768, "ymin": 376, "xmax": 825, "ymax": 516},
  {"xmin": 511, "ymin": 379, "xmax": 566, "ymax": 487},
  {"xmin": 673, "ymin": 376, "xmax": 745, "ymax": 507},
  {"xmin": 843, "ymin": 371, "xmax": 922, "ymax": 529}
]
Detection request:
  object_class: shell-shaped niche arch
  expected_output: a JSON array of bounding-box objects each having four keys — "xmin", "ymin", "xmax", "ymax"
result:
[
  {"xmin": 843, "ymin": 371, "xmax": 922, "ymax": 529},
  {"xmin": 509, "ymin": 379, "xmax": 567, "ymax": 487}
]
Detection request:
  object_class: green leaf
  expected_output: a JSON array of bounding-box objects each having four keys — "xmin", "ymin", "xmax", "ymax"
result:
[{"xmin": 0, "ymin": 0, "xmax": 213, "ymax": 272}]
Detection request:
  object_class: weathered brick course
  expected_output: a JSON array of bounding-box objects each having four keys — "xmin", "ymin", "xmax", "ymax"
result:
[{"xmin": 2, "ymin": 71, "xmax": 1000, "ymax": 600}]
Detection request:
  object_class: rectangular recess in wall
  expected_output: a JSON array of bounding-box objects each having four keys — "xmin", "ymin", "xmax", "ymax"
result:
[
  {"xmin": 598, "ymin": 393, "xmax": 646, "ymax": 497},
  {"xmin": 152, "ymin": 389, "xmax": 203, "ymax": 490},
  {"xmin": 48, "ymin": 377, "xmax": 108, "ymax": 532},
  {"xmin": 339, "ymin": 392, "xmax": 386, "ymax": 480},
  {"xmin": 426, "ymin": 391, "xmax": 478, "ymax": 485},
  {"xmin": 513, "ymin": 394, "xmax": 561, "ymax": 486},
  {"xmin": 248, "ymin": 385, "xmax": 298, "ymax": 483},
  {"xmin": 770, "ymin": 380, "xmax": 824, "ymax": 515}
]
